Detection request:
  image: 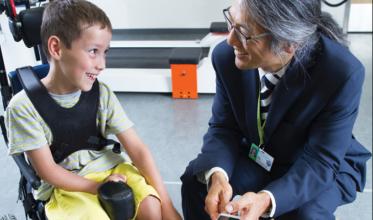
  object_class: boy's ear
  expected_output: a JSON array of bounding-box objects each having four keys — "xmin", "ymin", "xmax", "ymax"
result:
[{"xmin": 48, "ymin": 36, "xmax": 63, "ymax": 59}]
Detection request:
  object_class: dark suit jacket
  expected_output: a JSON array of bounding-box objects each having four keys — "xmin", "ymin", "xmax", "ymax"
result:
[{"xmin": 189, "ymin": 35, "xmax": 371, "ymax": 216}]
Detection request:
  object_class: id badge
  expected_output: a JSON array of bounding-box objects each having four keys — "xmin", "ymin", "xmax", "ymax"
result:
[{"xmin": 249, "ymin": 143, "xmax": 274, "ymax": 171}]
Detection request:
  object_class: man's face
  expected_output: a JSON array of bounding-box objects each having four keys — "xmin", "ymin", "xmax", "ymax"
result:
[
  {"xmin": 58, "ymin": 24, "xmax": 112, "ymax": 92},
  {"xmin": 226, "ymin": 1, "xmax": 282, "ymax": 72}
]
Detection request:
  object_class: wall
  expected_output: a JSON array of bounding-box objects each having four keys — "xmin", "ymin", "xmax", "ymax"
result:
[
  {"xmin": 322, "ymin": 0, "xmax": 372, "ymax": 32},
  {"xmin": 352, "ymin": 0, "xmax": 372, "ymax": 3},
  {"xmin": 0, "ymin": 0, "xmax": 370, "ymax": 75},
  {"xmin": 90, "ymin": 0, "xmax": 364, "ymax": 32},
  {"xmin": 90, "ymin": 0, "xmax": 231, "ymax": 29}
]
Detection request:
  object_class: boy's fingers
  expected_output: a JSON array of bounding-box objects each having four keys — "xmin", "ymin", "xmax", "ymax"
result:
[
  {"xmin": 118, "ymin": 174, "xmax": 127, "ymax": 182},
  {"xmin": 107, "ymin": 174, "xmax": 127, "ymax": 183},
  {"xmin": 113, "ymin": 173, "xmax": 126, "ymax": 181}
]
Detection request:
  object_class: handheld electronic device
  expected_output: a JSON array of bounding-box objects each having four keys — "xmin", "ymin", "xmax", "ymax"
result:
[{"xmin": 217, "ymin": 213, "xmax": 240, "ymax": 220}]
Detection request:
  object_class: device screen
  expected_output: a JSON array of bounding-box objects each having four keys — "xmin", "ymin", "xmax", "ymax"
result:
[{"xmin": 217, "ymin": 213, "xmax": 240, "ymax": 220}]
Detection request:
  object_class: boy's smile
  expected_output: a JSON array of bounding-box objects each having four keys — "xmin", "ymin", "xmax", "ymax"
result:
[
  {"xmin": 43, "ymin": 24, "xmax": 112, "ymax": 94},
  {"xmin": 86, "ymin": 73, "xmax": 98, "ymax": 81}
]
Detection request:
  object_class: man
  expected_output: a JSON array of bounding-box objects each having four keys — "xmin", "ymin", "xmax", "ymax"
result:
[{"xmin": 181, "ymin": 0, "xmax": 371, "ymax": 219}]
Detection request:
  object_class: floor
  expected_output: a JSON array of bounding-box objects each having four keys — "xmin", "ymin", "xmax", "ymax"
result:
[{"xmin": 0, "ymin": 33, "xmax": 371, "ymax": 219}]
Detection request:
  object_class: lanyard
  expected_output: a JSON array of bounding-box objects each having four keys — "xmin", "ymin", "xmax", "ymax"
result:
[{"xmin": 256, "ymin": 92, "xmax": 265, "ymax": 147}]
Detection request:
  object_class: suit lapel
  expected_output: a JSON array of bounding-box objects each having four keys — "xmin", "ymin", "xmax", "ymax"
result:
[
  {"xmin": 243, "ymin": 69, "xmax": 260, "ymax": 144},
  {"xmin": 264, "ymin": 62, "xmax": 307, "ymax": 144}
]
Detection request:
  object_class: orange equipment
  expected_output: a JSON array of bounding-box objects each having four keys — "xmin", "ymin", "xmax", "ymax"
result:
[{"xmin": 169, "ymin": 48, "xmax": 202, "ymax": 99}]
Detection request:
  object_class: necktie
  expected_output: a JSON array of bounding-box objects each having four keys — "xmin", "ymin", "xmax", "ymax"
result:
[{"xmin": 260, "ymin": 73, "xmax": 280, "ymax": 125}]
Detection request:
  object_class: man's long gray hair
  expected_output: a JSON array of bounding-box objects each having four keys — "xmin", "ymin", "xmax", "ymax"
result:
[{"xmin": 242, "ymin": 0, "xmax": 348, "ymax": 61}]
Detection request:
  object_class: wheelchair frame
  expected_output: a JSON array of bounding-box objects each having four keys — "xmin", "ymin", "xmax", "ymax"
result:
[
  {"xmin": 0, "ymin": 62, "xmax": 48, "ymax": 220},
  {"xmin": 0, "ymin": 1, "xmax": 47, "ymax": 219}
]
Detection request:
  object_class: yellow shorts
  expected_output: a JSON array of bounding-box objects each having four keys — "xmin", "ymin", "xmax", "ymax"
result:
[{"xmin": 45, "ymin": 162, "xmax": 159, "ymax": 220}]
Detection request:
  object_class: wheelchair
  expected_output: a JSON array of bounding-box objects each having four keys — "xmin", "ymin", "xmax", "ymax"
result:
[
  {"xmin": 0, "ymin": 1, "xmax": 134, "ymax": 219},
  {"xmin": 0, "ymin": 2, "xmax": 48, "ymax": 219}
]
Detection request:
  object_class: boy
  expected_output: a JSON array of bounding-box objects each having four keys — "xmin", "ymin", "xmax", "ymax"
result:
[{"xmin": 5, "ymin": 1, "xmax": 181, "ymax": 219}]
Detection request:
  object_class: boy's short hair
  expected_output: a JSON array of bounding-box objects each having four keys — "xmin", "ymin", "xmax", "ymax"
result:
[{"xmin": 41, "ymin": 0, "xmax": 112, "ymax": 59}]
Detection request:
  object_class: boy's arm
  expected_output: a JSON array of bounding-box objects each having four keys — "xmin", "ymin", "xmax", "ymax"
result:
[
  {"xmin": 116, "ymin": 127, "xmax": 181, "ymax": 220},
  {"xmin": 26, "ymin": 145, "xmax": 101, "ymax": 194}
]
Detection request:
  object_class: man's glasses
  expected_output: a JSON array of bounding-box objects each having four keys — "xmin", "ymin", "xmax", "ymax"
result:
[{"xmin": 223, "ymin": 7, "xmax": 270, "ymax": 44}]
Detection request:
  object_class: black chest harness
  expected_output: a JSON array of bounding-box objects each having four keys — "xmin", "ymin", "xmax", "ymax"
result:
[{"xmin": 16, "ymin": 66, "xmax": 121, "ymax": 164}]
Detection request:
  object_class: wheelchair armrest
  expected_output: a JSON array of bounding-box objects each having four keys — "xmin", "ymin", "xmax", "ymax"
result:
[
  {"xmin": 12, "ymin": 154, "xmax": 41, "ymax": 190},
  {"xmin": 0, "ymin": 116, "xmax": 41, "ymax": 190},
  {"xmin": 98, "ymin": 181, "xmax": 135, "ymax": 220}
]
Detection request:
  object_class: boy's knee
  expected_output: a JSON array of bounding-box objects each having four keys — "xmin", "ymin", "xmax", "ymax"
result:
[{"xmin": 136, "ymin": 196, "xmax": 161, "ymax": 220}]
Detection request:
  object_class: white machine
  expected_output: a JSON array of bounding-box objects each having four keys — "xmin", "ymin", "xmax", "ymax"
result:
[
  {"xmin": 92, "ymin": 0, "xmax": 231, "ymax": 94},
  {"xmin": 100, "ymin": 32, "xmax": 226, "ymax": 94}
]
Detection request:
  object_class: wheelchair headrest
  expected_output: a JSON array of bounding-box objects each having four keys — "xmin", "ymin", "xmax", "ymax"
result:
[{"xmin": 18, "ymin": 7, "xmax": 44, "ymax": 48}]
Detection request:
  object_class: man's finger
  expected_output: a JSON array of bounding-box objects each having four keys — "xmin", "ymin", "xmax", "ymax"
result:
[
  {"xmin": 205, "ymin": 198, "xmax": 219, "ymax": 220},
  {"xmin": 240, "ymin": 205, "xmax": 262, "ymax": 220},
  {"xmin": 244, "ymin": 208, "xmax": 260, "ymax": 220},
  {"xmin": 205, "ymin": 186, "xmax": 220, "ymax": 219},
  {"xmin": 225, "ymin": 192, "xmax": 254, "ymax": 213},
  {"xmin": 218, "ymin": 188, "xmax": 232, "ymax": 213}
]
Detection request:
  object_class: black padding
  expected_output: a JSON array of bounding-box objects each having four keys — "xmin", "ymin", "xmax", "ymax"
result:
[
  {"xmin": 169, "ymin": 47, "xmax": 203, "ymax": 64},
  {"xmin": 8, "ymin": 18, "xmax": 22, "ymax": 42},
  {"xmin": 209, "ymin": 22, "xmax": 228, "ymax": 33},
  {"xmin": 13, "ymin": 154, "xmax": 41, "ymax": 190},
  {"xmin": 16, "ymin": 66, "xmax": 110, "ymax": 164},
  {"xmin": 98, "ymin": 181, "xmax": 135, "ymax": 220},
  {"xmin": 9, "ymin": 64, "xmax": 49, "ymax": 94},
  {"xmin": 107, "ymin": 47, "xmax": 172, "ymax": 69},
  {"xmin": 112, "ymin": 28, "xmax": 209, "ymax": 41},
  {"xmin": 18, "ymin": 7, "xmax": 44, "ymax": 48}
]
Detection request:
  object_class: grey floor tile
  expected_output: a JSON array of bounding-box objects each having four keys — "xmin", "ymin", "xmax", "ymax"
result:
[{"xmin": 335, "ymin": 192, "xmax": 372, "ymax": 220}]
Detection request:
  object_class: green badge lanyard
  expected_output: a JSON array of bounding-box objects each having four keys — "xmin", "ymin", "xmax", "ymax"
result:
[{"xmin": 256, "ymin": 92, "xmax": 265, "ymax": 148}]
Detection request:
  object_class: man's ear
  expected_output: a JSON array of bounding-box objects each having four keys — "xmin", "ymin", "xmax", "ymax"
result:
[
  {"xmin": 283, "ymin": 42, "xmax": 297, "ymax": 55},
  {"xmin": 48, "ymin": 36, "xmax": 62, "ymax": 59}
]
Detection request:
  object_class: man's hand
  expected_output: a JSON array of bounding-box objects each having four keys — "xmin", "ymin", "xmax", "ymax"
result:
[
  {"xmin": 205, "ymin": 172, "xmax": 233, "ymax": 220},
  {"xmin": 224, "ymin": 192, "xmax": 271, "ymax": 220}
]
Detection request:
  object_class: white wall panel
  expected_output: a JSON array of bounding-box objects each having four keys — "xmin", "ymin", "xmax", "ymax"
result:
[{"xmin": 89, "ymin": 0, "xmax": 231, "ymax": 29}]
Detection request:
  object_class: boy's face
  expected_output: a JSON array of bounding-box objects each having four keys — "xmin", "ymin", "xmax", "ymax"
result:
[{"xmin": 58, "ymin": 24, "xmax": 112, "ymax": 92}]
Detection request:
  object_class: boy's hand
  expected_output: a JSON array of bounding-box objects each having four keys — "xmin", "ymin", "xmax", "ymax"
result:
[
  {"xmin": 161, "ymin": 200, "xmax": 182, "ymax": 220},
  {"xmin": 104, "ymin": 174, "xmax": 127, "ymax": 183},
  {"xmin": 91, "ymin": 174, "xmax": 127, "ymax": 194}
]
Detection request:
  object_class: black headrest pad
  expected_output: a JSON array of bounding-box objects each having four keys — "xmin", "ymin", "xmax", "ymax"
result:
[{"xmin": 18, "ymin": 7, "xmax": 44, "ymax": 48}]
